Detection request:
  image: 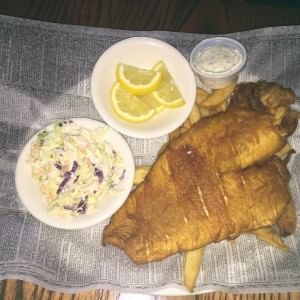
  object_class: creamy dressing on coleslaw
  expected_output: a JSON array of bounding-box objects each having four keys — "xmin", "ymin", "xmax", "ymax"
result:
[
  {"xmin": 194, "ymin": 46, "xmax": 242, "ymax": 76},
  {"xmin": 28, "ymin": 120, "xmax": 125, "ymax": 216}
]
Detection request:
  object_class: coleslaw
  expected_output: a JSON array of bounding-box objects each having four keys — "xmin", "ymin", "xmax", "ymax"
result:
[{"xmin": 28, "ymin": 120, "xmax": 125, "ymax": 216}]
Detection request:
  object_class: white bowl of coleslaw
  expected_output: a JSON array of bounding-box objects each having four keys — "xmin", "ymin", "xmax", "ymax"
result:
[{"xmin": 15, "ymin": 118, "xmax": 135, "ymax": 230}]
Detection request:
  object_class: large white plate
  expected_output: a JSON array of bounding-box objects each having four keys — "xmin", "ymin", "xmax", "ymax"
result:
[
  {"xmin": 15, "ymin": 118, "xmax": 135, "ymax": 230},
  {"xmin": 91, "ymin": 37, "xmax": 196, "ymax": 139}
]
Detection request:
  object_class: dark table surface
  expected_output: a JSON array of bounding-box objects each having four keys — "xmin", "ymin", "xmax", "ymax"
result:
[
  {"xmin": 0, "ymin": 0, "xmax": 299, "ymax": 34},
  {"xmin": 0, "ymin": 0, "xmax": 300, "ymax": 299}
]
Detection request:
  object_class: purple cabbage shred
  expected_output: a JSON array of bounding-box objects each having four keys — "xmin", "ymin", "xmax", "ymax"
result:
[
  {"xmin": 63, "ymin": 204, "xmax": 77, "ymax": 211},
  {"xmin": 56, "ymin": 160, "xmax": 79, "ymax": 194},
  {"xmin": 77, "ymin": 198, "xmax": 87, "ymax": 214},
  {"xmin": 71, "ymin": 160, "xmax": 79, "ymax": 172},
  {"xmin": 94, "ymin": 167, "xmax": 104, "ymax": 183},
  {"xmin": 64, "ymin": 196, "xmax": 88, "ymax": 214}
]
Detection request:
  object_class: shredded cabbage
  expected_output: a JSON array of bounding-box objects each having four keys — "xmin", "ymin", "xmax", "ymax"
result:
[{"xmin": 28, "ymin": 120, "xmax": 125, "ymax": 216}]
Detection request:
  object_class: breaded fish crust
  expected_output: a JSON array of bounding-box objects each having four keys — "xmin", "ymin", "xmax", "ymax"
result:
[{"xmin": 103, "ymin": 81, "xmax": 297, "ymax": 264}]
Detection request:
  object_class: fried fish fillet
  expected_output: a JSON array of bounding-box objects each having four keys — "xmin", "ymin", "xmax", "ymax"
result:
[
  {"xmin": 103, "ymin": 155, "xmax": 291, "ymax": 263},
  {"xmin": 102, "ymin": 81, "xmax": 297, "ymax": 264}
]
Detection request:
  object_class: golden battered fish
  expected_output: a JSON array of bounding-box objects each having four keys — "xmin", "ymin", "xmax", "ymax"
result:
[
  {"xmin": 102, "ymin": 81, "xmax": 297, "ymax": 264},
  {"xmin": 103, "ymin": 155, "xmax": 291, "ymax": 263}
]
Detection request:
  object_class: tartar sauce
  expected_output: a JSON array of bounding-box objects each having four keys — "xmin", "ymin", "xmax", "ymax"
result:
[{"xmin": 195, "ymin": 46, "xmax": 242, "ymax": 76}]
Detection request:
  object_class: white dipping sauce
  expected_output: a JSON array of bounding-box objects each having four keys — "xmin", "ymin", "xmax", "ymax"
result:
[{"xmin": 195, "ymin": 46, "xmax": 242, "ymax": 76}]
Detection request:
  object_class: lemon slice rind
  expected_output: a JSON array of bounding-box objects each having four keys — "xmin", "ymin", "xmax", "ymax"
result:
[
  {"xmin": 152, "ymin": 61, "xmax": 186, "ymax": 108},
  {"xmin": 152, "ymin": 82, "xmax": 186, "ymax": 108},
  {"xmin": 116, "ymin": 63, "xmax": 162, "ymax": 96},
  {"xmin": 111, "ymin": 82, "xmax": 156, "ymax": 123}
]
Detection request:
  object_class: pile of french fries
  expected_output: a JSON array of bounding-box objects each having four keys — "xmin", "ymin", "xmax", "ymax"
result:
[{"xmin": 132, "ymin": 82, "xmax": 294, "ymax": 292}]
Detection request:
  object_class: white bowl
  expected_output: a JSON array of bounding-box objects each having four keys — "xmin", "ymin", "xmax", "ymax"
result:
[
  {"xmin": 91, "ymin": 37, "xmax": 196, "ymax": 139},
  {"xmin": 15, "ymin": 118, "xmax": 135, "ymax": 230},
  {"xmin": 190, "ymin": 37, "xmax": 247, "ymax": 89}
]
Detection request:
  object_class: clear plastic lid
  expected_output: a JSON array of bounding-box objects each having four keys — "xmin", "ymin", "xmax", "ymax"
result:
[{"xmin": 190, "ymin": 37, "xmax": 247, "ymax": 79}]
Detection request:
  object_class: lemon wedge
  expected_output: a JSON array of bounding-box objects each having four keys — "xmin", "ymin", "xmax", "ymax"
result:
[
  {"xmin": 140, "ymin": 93, "xmax": 164, "ymax": 114},
  {"xmin": 111, "ymin": 82, "xmax": 156, "ymax": 122},
  {"xmin": 116, "ymin": 63, "xmax": 162, "ymax": 96},
  {"xmin": 152, "ymin": 82, "xmax": 185, "ymax": 108},
  {"xmin": 152, "ymin": 61, "xmax": 186, "ymax": 108},
  {"xmin": 153, "ymin": 60, "xmax": 171, "ymax": 82}
]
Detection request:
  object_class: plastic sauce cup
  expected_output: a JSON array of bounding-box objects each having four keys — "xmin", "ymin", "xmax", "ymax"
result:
[{"xmin": 190, "ymin": 37, "xmax": 247, "ymax": 89}]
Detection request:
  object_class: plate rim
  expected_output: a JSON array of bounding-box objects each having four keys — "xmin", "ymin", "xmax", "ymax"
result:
[
  {"xmin": 15, "ymin": 117, "xmax": 135, "ymax": 230},
  {"xmin": 90, "ymin": 36, "xmax": 197, "ymax": 139}
]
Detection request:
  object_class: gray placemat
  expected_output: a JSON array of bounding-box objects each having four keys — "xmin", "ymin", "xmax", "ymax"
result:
[{"xmin": 0, "ymin": 15, "xmax": 299, "ymax": 294}]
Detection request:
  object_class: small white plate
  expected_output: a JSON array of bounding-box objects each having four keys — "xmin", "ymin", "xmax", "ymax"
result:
[
  {"xmin": 91, "ymin": 37, "xmax": 196, "ymax": 139},
  {"xmin": 15, "ymin": 118, "xmax": 135, "ymax": 230}
]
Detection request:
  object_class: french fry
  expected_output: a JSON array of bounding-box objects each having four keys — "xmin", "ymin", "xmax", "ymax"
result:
[
  {"xmin": 196, "ymin": 88, "xmax": 210, "ymax": 106},
  {"xmin": 183, "ymin": 118, "xmax": 192, "ymax": 130},
  {"xmin": 198, "ymin": 81, "xmax": 237, "ymax": 108},
  {"xmin": 188, "ymin": 104, "xmax": 202, "ymax": 125},
  {"xmin": 133, "ymin": 166, "xmax": 150, "ymax": 185},
  {"xmin": 253, "ymin": 227, "xmax": 289, "ymax": 251},
  {"xmin": 198, "ymin": 107, "xmax": 214, "ymax": 117},
  {"xmin": 183, "ymin": 248, "xmax": 204, "ymax": 292},
  {"xmin": 273, "ymin": 106, "xmax": 290, "ymax": 126},
  {"xmin": 214, "ymin": 100, "xmax": 229, "ymax": 113},
  {"xmin": 199, "ymin": 100, "xmax": 229, "ymax": 118},
  {"xmin": 275, "ymin": 143, "xmax": 293, "ymax": 160}
]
